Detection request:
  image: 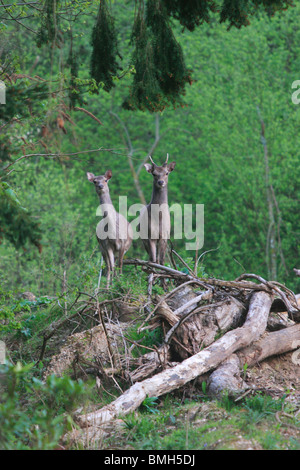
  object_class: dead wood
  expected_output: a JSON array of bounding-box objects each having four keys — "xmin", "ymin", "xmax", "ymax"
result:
[
  {"xmin": 237, "ymin": 323, "xmax": 300, "ymax": 367},
  {"xmin": 42, "ymin": 259, "xmax": 300, "ymax": 438},
  {"xmin": 75, "ymin": 291, "xmax": 272, "ymax": 428},
  {"xmin": 44, "ymin": 322, "xmax": 130, "ymax": 379},
  {"xmin": 207, "ymin": 355, "xmax": 248, "ymax": 398},
  {"xmin": 124, "ymin": 259, "xmax": 300, "ymax": 319},
  {"xmin": 129, "ymin": 344, "xmax": 172, "ymax": 383},
  {"xmin": 127, "ymin": 286, "xmax": 246, "ymax": 382},
  {"xmin": 207, "ymin": 323, "xmax": 300, "ymax": 398},
  {"xmin": 156, "ymin": 293, "xmax": 246, "ymax": 360}
]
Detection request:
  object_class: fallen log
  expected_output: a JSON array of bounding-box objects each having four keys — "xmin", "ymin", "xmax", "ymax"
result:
[
  {"xmin": 129, "ymin": 287, "xmax": 246, "ymax": 382},
  {"xmin": 238, "ymin": 323, "xmax": 300, "ymax": 367},
  {"xmin": 75, "ymin": 290, "xmax": 272, "ymax": 428},
  {"xmin": 207, "ymin": 355, "xmax": 248, "ymax": 398},
  {"xmin": 157, "ymin": 294, "xmax": 246, "ymax": 360},
  {"xmin": 124, "ymin": 260, "xmax": 300, "ymax": 320},
  {"xmin": 207, "ymin": 323, "xmax": 300, "ymax": 397}
]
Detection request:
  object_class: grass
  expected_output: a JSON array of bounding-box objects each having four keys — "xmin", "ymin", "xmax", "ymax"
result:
[
  {"xmin": 1, "ymin": 268, "xmax": 299, "ymax": 451},
  {"xmin": 100, "ymin": 394, "xmax": 300, "ymax": 451}
]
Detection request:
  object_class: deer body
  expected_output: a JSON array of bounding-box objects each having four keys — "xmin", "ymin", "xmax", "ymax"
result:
[
  {"xmin": 87, "ymin": 170, "xmax": 132, "ymax": 285},
  {"xmin": 140, "ymin": 156, "xmax": 176, "ymax": 265}
]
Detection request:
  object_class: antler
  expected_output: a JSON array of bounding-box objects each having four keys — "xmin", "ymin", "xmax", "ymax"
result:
[
  {"xmin": 149, "ymin": 155, "xmax": 156, "ymax": 166},
  {"xmin": 162, "ymin": 153, "xmax": 169, "ymax": 167}
]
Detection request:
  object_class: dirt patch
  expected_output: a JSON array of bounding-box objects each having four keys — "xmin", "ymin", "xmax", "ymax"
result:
[{"xmin": 246, "ymin": 352, "xmax": 300, "ymax": 403}]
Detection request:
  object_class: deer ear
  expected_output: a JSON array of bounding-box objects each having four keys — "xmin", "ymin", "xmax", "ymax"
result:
[
  {"xmin": 144, "ymin": 163, "xmax": 153, "ymax": 173},
  {"xmin": 87, "ymin": 172, "xmax": 95, "ymax": 182},
  {"xmin": 167, "ymin": 161, "xmax": 176, "ymax": 172},
  {"xmin": 105, "ymin": 169, "xmax": 112, "ymax": 180}
]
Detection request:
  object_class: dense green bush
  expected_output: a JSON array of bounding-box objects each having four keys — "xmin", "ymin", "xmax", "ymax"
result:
[{"xmin": 0, "ymin": 362, "xmax": 85, "ymax": 450}]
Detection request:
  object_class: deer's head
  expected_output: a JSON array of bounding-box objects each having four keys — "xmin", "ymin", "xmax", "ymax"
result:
[
  {"xmin": 87, "ymin": 170, "xmax": 112, "ymax": 196},
  {"xmin": 144, "ymin": 154, "xmax": 176, "ymax": 189}
]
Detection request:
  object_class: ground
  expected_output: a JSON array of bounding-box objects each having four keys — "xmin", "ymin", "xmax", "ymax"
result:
[
  {"xmin": 247, "ymin": 352, "xmax": 300, "ymax": 402},
  {"xmin": 65, "ymin": 352, "xmax": 299, "ymax": 450}
]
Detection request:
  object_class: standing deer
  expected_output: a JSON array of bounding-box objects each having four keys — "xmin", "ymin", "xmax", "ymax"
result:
[
  {"xmin": 87, "ymin": 170, "xmax": 133, "ymax": 286},
  {"xmin": 139, "ymin": 154, "xmax": 176, "ymax": 266}
]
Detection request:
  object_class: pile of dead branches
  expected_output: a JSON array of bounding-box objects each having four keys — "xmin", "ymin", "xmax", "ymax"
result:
[{"xmin": 50, "ymin": 258, "xmax": 300, "ymax": 433}]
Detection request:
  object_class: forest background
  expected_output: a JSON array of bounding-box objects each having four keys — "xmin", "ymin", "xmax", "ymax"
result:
[
  {"xmin": 1, "ymin": 0, "xmax": 300, "ymax": 452},
  {"xmin": 0, "ymin": 0, "xmax": 299, "ymax": 307}
]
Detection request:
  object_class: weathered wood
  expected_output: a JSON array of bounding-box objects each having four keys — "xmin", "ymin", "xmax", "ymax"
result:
[
  {"xmin": 207, "ymin": 324, "xmax": 300, "ymax": 397},
  {"xmin": 124, "ymin": 259, "xmax": 271, "ymax": 291},
  {"xmin": 129, "ymin": 344, "xmax": 173, "ymax": 383},
  {"xmin": 207, "ymin": 355, "xmax": 248, "ymax": 398},
  {"xmin": 157, "ymin": 292, "xmax": 246, "ymax": 360},
  {"xmin": 75, "ymin": 291, "xmax": 272, "ymax": 428},
  {"xmin": 237, "ymin": 323, "xmax": 300, "ymax": 367}
]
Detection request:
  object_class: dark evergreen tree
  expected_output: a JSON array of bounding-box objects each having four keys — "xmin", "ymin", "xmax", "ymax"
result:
[
  {"xmin": 162, "ymin": 0, "xmax": 217, "ymax": 31},
  {"xmin": 37, "ymin": 0, "xmax": 61, "ymax": 48},
  {"xmin": 123, "ymin": 0, "xmax": 192, "ymax": 112},
  {"xmin": 146, "ymin": 0, "xmax": 192, "ymax": 103},
  {"xmin": 122, "ymin": 6, "xmax": 168, "ymax": 112},
  {"xmin": 90, "ymin": 0, "xmax": 120, "ymax": 92},
  {"xmin": 0, "ymin": 183, "xmax": 42, "ymax": 252}
]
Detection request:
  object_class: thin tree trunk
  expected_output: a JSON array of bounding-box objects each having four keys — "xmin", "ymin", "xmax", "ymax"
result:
[{"xmin": 257, "ymin": 106, "xmax": 277, "ymax": 280}]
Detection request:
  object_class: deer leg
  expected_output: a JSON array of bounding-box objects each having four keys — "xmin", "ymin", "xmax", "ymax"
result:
[
  {"xmin": 158, "ymin": 239, "xmax": 167, "ymax": 266},
  {"xmin": 106, "ymin": 248, "xmax": 115, "ymax": 288},
  {"xmin": 149, "ymin": 240, "xmax": 157, "ymax": 263},
  {"xmin": 118, "ymin": 247, "xmax": 125, "ymax": 274},
  {"xmin": 158, "ymin": 239, "xmax": 168, "ymax": 291}
]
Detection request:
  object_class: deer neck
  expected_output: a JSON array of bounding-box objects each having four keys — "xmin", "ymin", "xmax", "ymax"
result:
[
  {"xmin": 99, "ymin": 191, "xmax": 116, "ymax": 218},
  {"xmin": 150, "ymin": 185, "xmax": 168, "ymax": 205}
]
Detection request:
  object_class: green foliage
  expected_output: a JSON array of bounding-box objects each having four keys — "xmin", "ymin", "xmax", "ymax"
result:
[
  {"xmin": 146, "ymin": 0, "xmax": 192, "ymax": 103},
  {"xmin": 117, "ymin": 395, "xmax": 298, "ymax": 450},
  {"xmin": 123, "ymin": 10, "xmax": 167, "ymax": 112},
  {"xmin": 0, "ymin": 287, "xmax": 21, "ymax": 333},
  {"xmin": 0, "ymin": 0, "xmax": 296, "ymax": 113},
  {"xmin": 90, "ymin": 0, "xmax": 120, "ymax": 92},
  {"xmin": 0, "ymin": 361, "xmax": 85, "ymax": 450},
  {"xmin": 0, "ymin": 182, "xmax": 42, "ymax": 251},
  {"xmin": 162, "ymin": 0, "xmax": 216, "ymax": 31},
  {"xmin": 123, "ymin": 0, "xmax": 192, "ymax": 112},
  {"xmin": 141, "ymin": 396, "xmax": 160, "ymax": 414},
  {"xmin": 220, "ymin": 0, "xmax": 295, "ymax": 30},
  {"xmin": 241, "ymin": 393, "xmax": 284, "ymax": 426},
  {"xmin": 36, "ymin": 0, "xmax": 61, "ymax": 48},
  {"xmin": 127, "ymin": 322, "xmax": 163, "ymax": 358},
  {"xmin": 0, "ymin": 81, "xmax": 48, "ymax": 122},
  {"xmin": 1, "ymin": 1, "xmax": 299, "ymax": 452},
  {"xmin": 1, "ymin": 2, "xmax": 300, "ymax": 294}
]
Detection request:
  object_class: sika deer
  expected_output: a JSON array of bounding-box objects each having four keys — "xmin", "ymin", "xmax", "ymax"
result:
[
  {"xmin": 139, "ymin": 154, "xmax": 176, "ymax": 266},
  {"xmin": 87, "ymin": 170, "xmax": 133, "ymax": 286}
]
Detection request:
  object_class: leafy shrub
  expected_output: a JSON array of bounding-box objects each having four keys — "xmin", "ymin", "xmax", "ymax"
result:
[{"xmin": 0, "ymin": 362, "xmax": 85, "ymax": 450}]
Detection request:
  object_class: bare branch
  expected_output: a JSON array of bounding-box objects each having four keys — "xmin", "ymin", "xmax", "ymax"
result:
[
  {"xmin": 1, "ymin": 147, "xmax": 126, "ymax": 177},
  {"xmin": 74, "ymin": 107, "xmax": 103, "ymax": 125}
]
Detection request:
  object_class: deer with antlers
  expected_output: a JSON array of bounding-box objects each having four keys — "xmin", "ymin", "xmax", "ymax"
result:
[{"xmin": 139, "ymin": 154, "xmax": 176, "ymax": 266}]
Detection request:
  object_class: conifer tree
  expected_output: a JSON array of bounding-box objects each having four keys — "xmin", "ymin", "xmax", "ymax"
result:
[
  {"xmin": 90, "ymin": 0, "xmax": 120, "ymax": 92},
  {"xmin": 123, "ymin": 0, "xmax": 192, "ymax": 112},
  {"xmin": 37, "ymin": 0, "xmax": 61, "ymax": 48}
]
